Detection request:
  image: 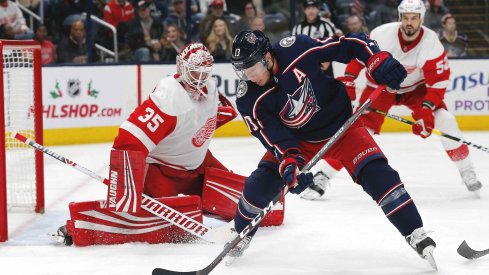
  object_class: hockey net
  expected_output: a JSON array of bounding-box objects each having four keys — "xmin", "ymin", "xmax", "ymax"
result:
[{"xmin": 0, "ymin": 40, "xmax": 44, "ymax": 242}]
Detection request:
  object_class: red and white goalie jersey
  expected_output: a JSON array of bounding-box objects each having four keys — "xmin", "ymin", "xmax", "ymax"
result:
[
  {"xmin": 365, "ymin": 22, "xmax": 450, "ymax": 105},
  {"xmin": 113, "ymin": 74, "xmax": 219, "ymax": 169}
]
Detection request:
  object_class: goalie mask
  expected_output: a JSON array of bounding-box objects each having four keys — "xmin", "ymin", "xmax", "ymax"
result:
[{"xmin": 176, "ymin": 43, "xmax": 214, "ymax": 100}]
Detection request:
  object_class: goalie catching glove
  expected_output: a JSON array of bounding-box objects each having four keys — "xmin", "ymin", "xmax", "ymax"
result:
[{"xmin": 279, "ymin": 149, "xmax": 314, "ymax": 194}]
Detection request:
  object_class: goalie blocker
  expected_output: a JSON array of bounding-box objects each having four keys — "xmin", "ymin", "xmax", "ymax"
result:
[{"xmin": 65, "ymin": 166, "xmax": 284, "ymax": 246}]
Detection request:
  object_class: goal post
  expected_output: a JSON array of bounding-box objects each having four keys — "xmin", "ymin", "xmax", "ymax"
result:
[{"xmin": 0, "ymin": 40, "xmax": 44, "ymax": 242}]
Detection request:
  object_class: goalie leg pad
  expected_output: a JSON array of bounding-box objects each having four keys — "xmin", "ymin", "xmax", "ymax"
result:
[
  {"xmin": 107, "ymin": 149, "xmax": 145, "ymax": 213},
  {"xmin": 234, "ymin": 162, "xmax": 285, "ymax": 236},
  {"xmin": 357, "ymin": 159, "xmax": 422, "ymax": 236},
  {"xmin": 66, "ymin": 196, "xmax": 203, "ymax": 246},
  {"xmin": 202, "ymin": 167, "xmax": 284, "ymax": 226},
  {"xmin": 202, "ymin": 167, "xmax": 245, "ymax": 220}
]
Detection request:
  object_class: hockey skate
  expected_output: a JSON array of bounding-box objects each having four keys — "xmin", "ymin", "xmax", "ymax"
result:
[
  {"xmin": 49, "ymin": 225, "xmax": 73, "ymax": 246},
  {"xmin": 405, "ymin": 228, "xmax": 437, "ymax": 270},
  {"xmin": 300, "ymin": 171, "xmax": 330, "ymax": 200},
  {"xmin": 224, "ymin": 231, "xmax": 253, "ymax": 266},
  {"xmin": 460, "ymin": 168, "xmax": 482, "ymax": 193}
]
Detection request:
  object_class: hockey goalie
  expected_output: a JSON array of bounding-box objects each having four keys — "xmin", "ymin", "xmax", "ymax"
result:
[{"xmin": 52, "ymin": 43, "xmax": 284, "ymax": 246}]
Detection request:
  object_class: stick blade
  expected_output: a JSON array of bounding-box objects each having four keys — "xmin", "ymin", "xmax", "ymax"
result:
[
  {"xmin": 152, "ymin": 268, "xmax": 200, "ymax": 275},
  {"xmin": 457, "ymin": 240, "xmax": 489, "ymax": 260}
]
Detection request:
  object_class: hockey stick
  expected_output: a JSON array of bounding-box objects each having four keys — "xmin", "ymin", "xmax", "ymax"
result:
[
  {"xmin": 12, "ymin": 132, "xmax": 217, "ymax": 243},
  {"xmin": 369, "ymin": 108, "xmax": 489, "ymax": 154},
  {"xmin": 457, "ymin": 240, "xmax": 489, "ymax": 259},
  {"xmin": 152, "ymin": 85, "xmax": 387, "ymax": 275}
]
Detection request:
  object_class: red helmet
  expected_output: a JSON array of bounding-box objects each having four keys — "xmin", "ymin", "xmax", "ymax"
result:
[{"xmin": 176, "ymin": 43, "xmax": 214, "ymax": 100}]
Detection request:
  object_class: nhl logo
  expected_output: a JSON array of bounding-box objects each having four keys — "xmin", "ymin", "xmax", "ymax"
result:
[
  {"xmin": 279, "ymin": 36, "xmax": 296, "ymax": 48},
  {"xmin": 67, "ymin": 79, "xmax": 81, "ymax": 98}
]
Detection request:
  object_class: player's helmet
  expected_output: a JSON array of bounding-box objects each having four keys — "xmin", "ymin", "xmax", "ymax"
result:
[
  {"xmin": 398, "ymin": 0, "xmax": 426, "ymax": 21},
  {"xmin": 176, "ymin": 43, "xmax": 214, "ymax": 100},
  {"xmin": 231, "ymin": 30, "xmax": 271, "ymax": 80}
]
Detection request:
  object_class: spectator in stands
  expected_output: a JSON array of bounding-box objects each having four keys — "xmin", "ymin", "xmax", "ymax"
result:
[
  {"xmin": 250, "ymin": 16, "xmax": 280, "ymax": 45},
  {"xmin": 348, "ymin": 0, "xmax": 369, "ymax": 33},
  {"xmin": 34, "ymin": 24, "xmax": 57, "ymax": 64},
  {"xmin": 104, "ymin": 0, "xmax": 135, "ymax": 44},
  {"xmin": 159, "ymin": 24, "xmax": 185, "ymax": 62},
  {"xmin": 204, "ymin": 18, "xmax": 232, "ymax": 61},
  {"xmin": 424, "ymin": 0, "xmax": 450, "ymax": 33},
  {"xmin": 368, "ymin": 0, "xmax": 396, "ymax": 30},
  {"xmin": 199, "ymin": 0, "xmax": 233, "ymax": 43},
  {"xmin": 127, "ymin": 0, "xmax": 163, "ymax": 62},
  {"xmin": 104, "ymin": 0, "xmax": 135, "ymax": 28},
  {"xmin": 0, "ymin": 0, "xmax": 33, "ymax": 39},
  {"xmin": 57, "ymin": 20, "xmax": 91, "ymax": 64},
  {"xmin": 233, "ymin": 1, "xmax": 257, "ymax": 34},
  {"xmin": 292, "ymin": 0, "xmax": 340, "ymax": 77},
  {"xmin": 164, "ymin": 0, "xmax": 186, "ymax": 28},
  {"xmin": 346, "ymin": 14, "xmax": 369, "ymax": 34},
  {"xmin": 0, "ymin": 23, "xmax": 14, "ymax": 39},
  {"xmin": 439, "ymin": 14, "xmax": 468, "ymax": 57}
]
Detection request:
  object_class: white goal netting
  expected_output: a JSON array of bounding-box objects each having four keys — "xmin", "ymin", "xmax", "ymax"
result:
[{"xmin": 3, "ymin": 46, "xmax": 39, "ymax": 210}]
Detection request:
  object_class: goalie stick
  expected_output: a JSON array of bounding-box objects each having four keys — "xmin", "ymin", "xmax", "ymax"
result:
[
  {"xmin": 13, "ymin": 132, "xmax": 217, "ymax": 243},
  {"xmin": 152, "ymin": 85, "xmax": 387, "ymax": 275},
  {"xmin": 457, "ymin": 240, "xmax": 489, "ymax": 260},
  {"xmin": 369, "ymin": 108, "xmax": 489, "ymax": 154}
]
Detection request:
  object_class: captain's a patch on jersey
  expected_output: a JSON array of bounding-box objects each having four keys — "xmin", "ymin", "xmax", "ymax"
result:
[
  {"xmin": 279, "ymin": 36, "xmax": 296, "ymax": 48},
  {"xmin": 236, "ymin": 81, "xmax": 248, "ymax": 98}
]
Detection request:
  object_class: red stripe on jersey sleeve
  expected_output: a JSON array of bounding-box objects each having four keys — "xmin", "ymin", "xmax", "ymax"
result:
[{"xmin": 422, "ymin": 53, "xmax": 450, "ymax": 106}]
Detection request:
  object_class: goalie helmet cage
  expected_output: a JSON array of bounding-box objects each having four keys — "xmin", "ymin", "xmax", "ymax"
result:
[{"xmin": 0, "ymin": 40, "xmax": 44, "ymax": 242}]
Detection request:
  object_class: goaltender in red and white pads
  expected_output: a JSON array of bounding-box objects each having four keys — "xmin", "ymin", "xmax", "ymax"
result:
[{"xmin": 60, "ymin": 43, "xmax": 283, "ymax": 246}]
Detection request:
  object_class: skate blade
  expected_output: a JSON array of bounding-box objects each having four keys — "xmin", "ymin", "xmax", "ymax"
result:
[
  {"xmin": 422, "ymin": 246, "xmax": 438, "ymax": 271},
  {"xmin": 224, "ymin": 256, "xmax": 238, "ymax": 266}
]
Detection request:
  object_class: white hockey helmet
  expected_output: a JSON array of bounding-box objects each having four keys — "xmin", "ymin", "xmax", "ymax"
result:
[
  {"xmin": 398, "ymin": 0, "xmax": 426, "ymax": 21},
  {"xmin": 176, "ymin": 43, "xmax": 214, "ymax": 100}
]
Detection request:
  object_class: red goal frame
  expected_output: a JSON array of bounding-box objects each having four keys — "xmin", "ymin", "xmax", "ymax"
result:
[{"xmin": 0, "ymin": 40, "xmax": 44, "ymax": 242}]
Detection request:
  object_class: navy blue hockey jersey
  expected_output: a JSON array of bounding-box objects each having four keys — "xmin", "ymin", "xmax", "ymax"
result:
[{"xmin": 236, "ymin": 33, "xmax": 381, "ymax": 161}]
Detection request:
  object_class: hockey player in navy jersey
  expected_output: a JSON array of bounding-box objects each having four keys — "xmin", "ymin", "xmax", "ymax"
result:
[{"xmin": 225, "ymin": 30, "xmax": 437, "ymax": 270}]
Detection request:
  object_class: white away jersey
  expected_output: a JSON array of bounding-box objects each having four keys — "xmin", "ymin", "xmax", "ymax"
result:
[
  {"xmin": 367, "ymin": 22, "xmax": 450, "ymax": 94},
  {"xmin": 114, "ymin": 75, "xmax": 219, "ymax": 170}
]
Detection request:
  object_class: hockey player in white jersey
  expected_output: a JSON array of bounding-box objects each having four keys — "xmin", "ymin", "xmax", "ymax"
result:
[
  {"xmin": 302, "ymin": 0, "xmax": 482, "ymax": 201},
  {"xmin": 51, "ymin": 43, "xmax": 283, "ymax": 246}
]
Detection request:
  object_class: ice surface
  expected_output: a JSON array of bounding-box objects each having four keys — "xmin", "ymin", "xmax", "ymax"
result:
[{"xmin": 1, "ymin": 133, "xmax": 489, "ymax": 275}]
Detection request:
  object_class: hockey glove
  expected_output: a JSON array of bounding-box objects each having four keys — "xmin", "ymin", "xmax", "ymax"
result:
[
  {"xmin": 336, "ymin": 74, "xmax": 357, "ymax": 101},
  {"xmin": 279, "ymin": 150, "xmax": 314, "ymax": 194},
  {"xmin": 412, "ymin": 105, "xmax": 434, "ymax": 138},
  {"xmin": 367, "ymin": 51, "xmax": 407, "ymax": 91},
  {"xmin": 217, "ymin": 94, "xmax": 238, "ymax": 128}
]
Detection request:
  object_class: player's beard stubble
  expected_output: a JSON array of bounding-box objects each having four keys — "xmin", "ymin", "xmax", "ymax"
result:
[{"xmin": 402, "ymin": 24, "xmax": 420, "ymax": 37}]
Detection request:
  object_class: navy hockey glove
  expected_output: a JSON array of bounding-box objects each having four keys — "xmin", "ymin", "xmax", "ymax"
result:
[
  {"xmin": 367, "ymin": 51, "xmax": 407, "ymax": 91},
  {"xmin": 279, "ymin": 150, "xmax": 314, "ymax": 194}
]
